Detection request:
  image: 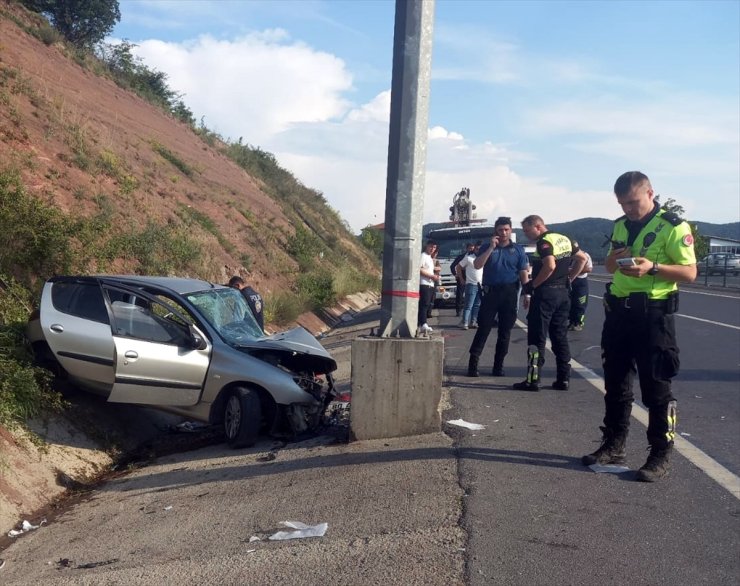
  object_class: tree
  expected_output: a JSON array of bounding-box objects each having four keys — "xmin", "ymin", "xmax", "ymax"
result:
[
  {"xmin": 22, "ymin": 0, "xmax": 121, "ymax": 49},
  {"xmin": 656, "ymin": 195, "xmax": 708, "ymax": 259},
  {"xmin": 359, "ymin": 226, "xmax": 383, "ymax": 259}
]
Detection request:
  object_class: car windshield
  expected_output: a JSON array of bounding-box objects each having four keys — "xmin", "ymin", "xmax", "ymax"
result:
[{"xmin": 185, "ymin": 288, "xmax": 264, "ymax": 343}]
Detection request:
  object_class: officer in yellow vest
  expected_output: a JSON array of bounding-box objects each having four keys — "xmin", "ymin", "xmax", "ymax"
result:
[
  {"xmin": 514, "ymin": 215, "xmax": 588, "ymax": 391},
  {"xmin": 582, "ymin": 171, "xmax": 697, "ymax": 482}
]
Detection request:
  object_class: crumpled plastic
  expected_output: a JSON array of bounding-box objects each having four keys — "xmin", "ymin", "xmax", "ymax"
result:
[
  {"xmin": 446, "ymin": 419, "xmax": 485, "ymax": 431},
  {"xmin": 588, "ymin": 463, "xmax": 631, "ymax": 474},
  {"xmin": 268, "ymin": 521, "xmax": 328, "ymax": 541},
  {"xmin": 8, "ymin": 519, "xmax": 46, "ymax": 537}
]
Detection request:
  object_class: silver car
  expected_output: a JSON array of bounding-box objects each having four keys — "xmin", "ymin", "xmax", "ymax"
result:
[{"xmin": 27, "ymin": 276, "xmax": 337, "ymax": 448}]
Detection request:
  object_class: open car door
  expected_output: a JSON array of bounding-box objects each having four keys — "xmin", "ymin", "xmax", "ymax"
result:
[{"xmin": 106, "ymin": 289, "xmax": 211, "ymax": 407}]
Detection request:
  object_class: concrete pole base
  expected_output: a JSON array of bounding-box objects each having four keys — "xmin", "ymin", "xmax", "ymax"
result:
[{"xmin": 350, "ymin": 336, "xmax": 444, "ymax": 440}]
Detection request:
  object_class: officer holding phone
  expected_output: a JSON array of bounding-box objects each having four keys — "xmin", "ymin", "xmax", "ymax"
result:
[{"xmin": 582, "ymin": 171, "xmax": 697, "ymax": 482}]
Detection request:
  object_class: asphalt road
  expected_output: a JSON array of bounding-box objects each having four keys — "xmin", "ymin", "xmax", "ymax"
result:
[
  {"xmin": 441, "ymin": 276, "xmax": 740, "ymax": 585},
  {"xmin": 1, "ymin": 280, "xmax": 737, "ymax": 585}
]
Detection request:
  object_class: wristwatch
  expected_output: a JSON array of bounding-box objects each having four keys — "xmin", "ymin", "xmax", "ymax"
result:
[{"xmin": 648, "ymin": 262, "xmax": 659, "ymax": 276}]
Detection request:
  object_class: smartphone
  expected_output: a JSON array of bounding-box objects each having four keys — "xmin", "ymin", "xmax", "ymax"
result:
[{"xmin": 616, "ymin": 257, "xmax": 637, "ymax": 267}]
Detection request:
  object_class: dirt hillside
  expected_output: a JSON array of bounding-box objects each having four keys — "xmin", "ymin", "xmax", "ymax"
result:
[{"xmin": 0, "ymin": 2, "xmax": 381, "ymax": 538}]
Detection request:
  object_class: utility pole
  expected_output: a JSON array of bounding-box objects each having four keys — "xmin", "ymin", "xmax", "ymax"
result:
[
  {"xmin": 350, "ymin": 0, "xmax": 441, "ymax": 441},
  {"xmin": 378, "ymin": 0, "xmax": 435, "ymax": 338}
]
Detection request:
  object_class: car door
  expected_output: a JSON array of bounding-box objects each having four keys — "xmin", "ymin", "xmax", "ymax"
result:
[
  {"xmin": 39, "ymin": 279, "xmax": 116, "ymax": 391},
  {"xmin": 106, "ymin": 289, "xmax": 211, "ymax": 406}
]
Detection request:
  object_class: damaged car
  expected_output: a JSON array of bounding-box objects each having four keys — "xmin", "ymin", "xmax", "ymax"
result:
[{"xmin": 26, "ymin": 275, "xmax": 338, "ymax": 448}]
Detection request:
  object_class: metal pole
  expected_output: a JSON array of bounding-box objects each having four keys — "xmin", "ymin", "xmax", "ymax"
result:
[{"xmin": 378, "ymin": 0, "xmax": 436, "ymax": 338}]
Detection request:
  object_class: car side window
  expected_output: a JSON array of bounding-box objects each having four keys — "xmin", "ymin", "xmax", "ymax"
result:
[{"xmin": 51, "ymin": 282, "xmax": 109, "ymax": 324}]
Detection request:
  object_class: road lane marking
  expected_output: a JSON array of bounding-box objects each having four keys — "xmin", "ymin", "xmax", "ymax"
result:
[
  {"xmin": 589, "ymin": 276, "xmax": 740, "ymax": 300},
  {"xmin": 588, "ymin": 294, "xmax": 740, "ymax": 330},
  {"xmin": 515, "ymin": 319, "xmax": 740, "ymax": 500}
]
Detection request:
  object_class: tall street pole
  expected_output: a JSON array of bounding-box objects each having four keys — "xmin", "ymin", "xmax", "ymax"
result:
[{"xmin": 378, "ymin": 0, "xmax": 435, "ymax": 338}]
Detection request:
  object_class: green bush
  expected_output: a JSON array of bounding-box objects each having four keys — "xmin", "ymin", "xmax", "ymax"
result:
[
  {"xmin": 297, "ymin": 270, "xmax": 336, "ymax": 310},
  {"xmin": 0, "ymin": 276, "xmax": 62, "ymax": 430},
  {"xmin": 263, "ymin": 290, "xmax": 307, "ymax": 326}
]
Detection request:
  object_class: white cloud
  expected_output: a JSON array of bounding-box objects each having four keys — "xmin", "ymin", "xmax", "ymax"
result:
[{"xmin": 132, "ymin": 32, "xmax": 353, "ymax": 144}]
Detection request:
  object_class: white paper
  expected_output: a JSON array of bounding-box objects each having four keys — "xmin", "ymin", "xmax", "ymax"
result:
[
  {"xmin": 268, "ymin": 521, "xmax": 328, "ymax": 541},
  {"xmin": 8, "ymin": 519, "xmax": 46, "ymax": 537},
  {"xmin": 446, "ymin": 419, "xmax": 485, "ymax": 431},
  {"xmin": 248, "ymin": 536, "xmax": 261, "ymax": 542},
  {"xmin": 588, "ymin": 463, "xmax": 631, "ymax": 474}
]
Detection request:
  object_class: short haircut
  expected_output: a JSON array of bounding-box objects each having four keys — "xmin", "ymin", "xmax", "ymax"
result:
[
  {"xmin": 521, "ymin": 214, "xmax": 543, "ymax": 227},
  {"xmin": 494, "ymin": 216, "xmax": 512, "ymax": 228},
  {"xmin": 614, "ymin": 171, "xmax": 650, "ymax": 197},
  {"xmin": 426, "ymin": 239, "xmax": 437, "ymax": 247},
  {"xmin": 228, "ymin": 276, "xmax": 245, "ymax": 288}
]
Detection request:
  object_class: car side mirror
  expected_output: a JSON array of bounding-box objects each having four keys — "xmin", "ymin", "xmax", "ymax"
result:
[{"xmin": 189, "ymin": 326, "xmax": 208, "ymax": 350}]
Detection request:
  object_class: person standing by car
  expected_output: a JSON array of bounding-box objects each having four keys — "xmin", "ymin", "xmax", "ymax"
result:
[
  {"xmin": 456, "ymin": 241, "xmax": 483, "ymax": 329},
  {"xmin": 228, "ymin": 275, "xmax": 264, "ymax": 331},
  {"xmin": 581, "ymin": 171, "xmax": 696, "ymax": 482},
  {"xmin": 568, "ymin": 243, "xmax": 593, "ymax": 331},
  {"xmin": 418, "ymin": 240, "xmax": 439, "ymax": 335},
  {"xmin": 467, "ymin": 218, "xmax": 529, "ymax": 377},
  {"xmin": 513, "ymin": 215, "xmax": 587, "ymax": 391},
  {"xmin": 451, "ymin": 243, "xmax": 474, "ymax": 318}
]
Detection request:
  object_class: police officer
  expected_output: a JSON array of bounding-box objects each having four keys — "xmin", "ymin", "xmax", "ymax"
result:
[
  {"xmin": 467, "ymin": 217, "xmax": 529, "ymax": 377},
  {"xmin": 582, "ymin": 171, "xmax": 696, "ymax": 482},
  {"xmin": 228, "ymin": 275, "xmax": 265, "ymax": 331},
  {"xmin": 513, "ymin": 215, "xmax": 587, "ymax": 391}
]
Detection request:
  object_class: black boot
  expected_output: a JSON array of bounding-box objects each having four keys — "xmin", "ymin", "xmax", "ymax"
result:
[
  {"xmin": 491, "ymin": 357, "xmax": 505, "ymax": 377},
  {"xmin": 552, "ymin": 364, "xmax": 571, "ymax": 390},
  {"xmin": 467, "ymin": 355, "xmax": 479, "ymax": 377},
  {"xmin": 581, "ymin": 426, "xmax": 628, "ymax": 466},
  {"xmin": 513, "ymin": 345, "xmax": 540, "ymax": 391},
  {"xmin": 636, "ymin": 443, "xmax": 673, "ymax": 482}
]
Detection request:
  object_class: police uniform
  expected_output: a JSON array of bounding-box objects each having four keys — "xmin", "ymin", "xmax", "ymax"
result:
[
  {"xmin": 598, "ymin": 205, "xmax": 695, "ymax": 461},
  {"xmin": 240, "ymin": 286, "xmax": 264, "ymax": 331},
  {"xmin": 515, "ymin": 231, "xmax": 577, "ymax": 390},
  {"xmin": 468, "ymin": 240, "xmax": 528, "ymax": 376}
]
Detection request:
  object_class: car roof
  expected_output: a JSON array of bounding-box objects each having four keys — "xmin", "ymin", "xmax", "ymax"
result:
[{"xmin": 51, "ymin": 275, "xmax": 227, "ymax": 295}]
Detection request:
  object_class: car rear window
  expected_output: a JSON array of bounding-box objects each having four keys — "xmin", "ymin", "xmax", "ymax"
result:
[{"xmin": 51, "ymin": 282, "xmax": 109, "ymax": 324}]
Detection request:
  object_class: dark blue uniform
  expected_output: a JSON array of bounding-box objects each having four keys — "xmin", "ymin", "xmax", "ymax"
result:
[{"xmin": 468, "ymin": 241, "xmax": 528, "ymax": 375}]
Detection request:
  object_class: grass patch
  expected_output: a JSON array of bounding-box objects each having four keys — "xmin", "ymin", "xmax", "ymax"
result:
[{"xmin": 151, "ymin": 141, "xmax": 193, "ymax": 178}]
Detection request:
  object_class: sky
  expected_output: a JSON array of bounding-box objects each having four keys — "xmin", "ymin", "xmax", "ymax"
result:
[{"xmin": 112, "ymin": 0, "xmax": 740, "ymax": 232}]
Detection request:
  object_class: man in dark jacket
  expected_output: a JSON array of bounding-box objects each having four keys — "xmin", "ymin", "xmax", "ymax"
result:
[{"xmin": 228, "ymin": 275, "xmax": 264, "ymax": 331}]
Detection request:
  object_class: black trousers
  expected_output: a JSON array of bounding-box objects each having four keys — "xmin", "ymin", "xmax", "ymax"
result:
[
  {"xmin": 469, "ymin": 283, "xmax": 519, "ymax": 368},
  {"xmin": 601, "ymin": 305, "xmax": 679, "ymax": 447},
  {"xmin": 569, "ymin": 277, "xmax": 589, "ymax": 326},
  {"xmin": 527, "ymin": 286, "xmax": 571, "ymax": 380},
  {"xmin": 418, "ymin": 285, "xmax": 435, "ymax": 327},
  {"xmin": 455, "ymin": 282, "xmax": 465, "ymax": 315}
]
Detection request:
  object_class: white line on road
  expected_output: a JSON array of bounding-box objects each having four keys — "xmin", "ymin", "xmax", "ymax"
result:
[{"xmin": 515, "ymin": 319, "xmax": 740, "ymax": 500}]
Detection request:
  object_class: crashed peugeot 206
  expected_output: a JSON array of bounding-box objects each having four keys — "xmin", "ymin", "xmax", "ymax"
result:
[{"xmin": 26, "ymin": 275, "xmax": 338, "ymax": 448}]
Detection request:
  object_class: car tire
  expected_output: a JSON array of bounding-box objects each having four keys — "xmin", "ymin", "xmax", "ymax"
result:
[{"xmin": 223, "ymin": 387, "xmax": 262, "ymax": 449}]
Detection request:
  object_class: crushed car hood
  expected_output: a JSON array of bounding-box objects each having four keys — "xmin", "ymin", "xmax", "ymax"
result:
[{"xmin": 236, "ymin": 326, "xmax": 337, "ymax": 374}]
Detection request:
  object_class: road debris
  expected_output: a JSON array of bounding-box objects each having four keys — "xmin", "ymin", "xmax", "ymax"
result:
[
  {"xmin": 446, "ymin": 419, "xmax": 485, "ymax": 431},
  {"xmin": 8, "ymin": 519, "xmax": 46, "ymax": 537},
  {"xmin": 268, "ymin": 521, "xmax": 328, "ymax": 541}
]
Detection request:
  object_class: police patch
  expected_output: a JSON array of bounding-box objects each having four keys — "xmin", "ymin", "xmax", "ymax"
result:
[{"xmin": 682, "ymin": 234, "xmax": 694, "ymax": 246}]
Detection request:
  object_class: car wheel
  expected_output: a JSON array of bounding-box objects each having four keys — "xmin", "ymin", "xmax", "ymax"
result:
[{"xmin": 223, "ymin": 387, "xmax": 262, "ymax": 449}]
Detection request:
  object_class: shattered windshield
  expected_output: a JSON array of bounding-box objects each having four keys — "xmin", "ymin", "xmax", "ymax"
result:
[{"xmin": 186, "ymin": 288, "xmax": 264, "ymax": 343}]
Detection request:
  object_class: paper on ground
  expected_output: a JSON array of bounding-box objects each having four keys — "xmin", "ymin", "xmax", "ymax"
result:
[
  {"xmin": 447, "ymin": 419, "xmax": 485, "ymax": 431},
  {"xmin": 589, "ymin": 463, "xmax": 631, "ymax": 474},
  {"xmin": 8, "ymin": 519, "xmax": 46, "ymax": 537},
  {"xmin": 268, "ymin": 521, "xmax": 328, "ymax": 541}
]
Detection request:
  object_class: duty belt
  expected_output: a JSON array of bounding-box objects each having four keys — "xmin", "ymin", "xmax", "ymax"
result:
[{"xmin": 605, "ymin": 292, "xmax": 678, "ymax": 315}]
